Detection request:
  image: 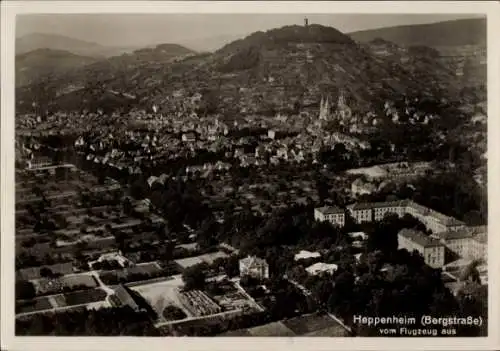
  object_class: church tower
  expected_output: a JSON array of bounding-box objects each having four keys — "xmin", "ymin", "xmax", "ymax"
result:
[
  {"xmin": 319, "ymin": 95, "xmax": 331, "ymax": 120},
  {"xmin": 337, "ymin": 89, "xmax": 352, "ymax": 121}
]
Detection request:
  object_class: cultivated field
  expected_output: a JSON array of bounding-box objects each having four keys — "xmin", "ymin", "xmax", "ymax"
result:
[
  {"xmin": 16, "ymin": 297, "xmax": 53, "ymax": 314},
  {"xmin": 281, "ymin": 313, "xmax": 346, "ymax": 335},
  {"xmin": 219, "ymin": 313, "xmax": 351, "ymax": 337},
  {"xmin": 62, "ymin": 288, "xmax": 107, "ymax": 307},
  {"xmin": 17, "ymin": 263, "xmax": 74, "ymax": 281},
  {"xmin": 208, "ymin": 280, "xmax": 258, "ymax": 312}
]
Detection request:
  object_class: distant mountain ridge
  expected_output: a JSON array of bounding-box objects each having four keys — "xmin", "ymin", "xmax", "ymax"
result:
[
  {"xmin": 16, "ymin": 48, "xmax": 98, "ymax": 87},
  {"xmin": 17, "ymin": 23, "xmax": 462, "ymax": 116},
  {"xmin": 349, "ymin": 18, "xmax": 486, "ymax": 47},
  {"xmin": 15, "ymin": 40, "xmax": 196, "ymax": 88},
  {"xmin": 16, "ymin": 33, "xmax": 138, "ymax": 58}
]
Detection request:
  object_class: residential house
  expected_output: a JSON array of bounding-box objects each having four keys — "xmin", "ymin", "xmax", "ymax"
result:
[
  {"xmin": 182, "ymin": 133, "xmax": 196, "ymax": 143},
  {"xmin": 294, "ymin": 250, "xmax": 321, "ymax": 261},
  {"xmin": 351, "ymin": 178, "xmax": 377, "ymax": 197},
  {"xmin": 348, "ymin": 232, "xmax": 368, "ymax": 241},
  {"xmin": 239, "ymin": 256, "xmax": 269, "ymax": 280},
  {"xmin": 305, "ymin": 262, "xmax": 338, "ymax": 276}
]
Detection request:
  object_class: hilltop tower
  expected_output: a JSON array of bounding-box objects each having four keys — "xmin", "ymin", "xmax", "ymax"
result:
[{"xmin": 304, "ymin": 17, "xmax": 309, "ymax": 27}]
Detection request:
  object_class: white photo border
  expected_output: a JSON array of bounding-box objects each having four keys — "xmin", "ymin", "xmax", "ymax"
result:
[{"xmin": 2, "ymin": 1, "xmax": 499, "ymax": 350}]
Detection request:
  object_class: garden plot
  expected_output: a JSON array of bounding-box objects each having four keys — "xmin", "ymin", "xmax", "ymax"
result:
[
  {"xmin": 62, "ymin": 288, "xmax": 107, "ymax": 307},
  {"xmin": 33, "ymin": 274, "xmax": 98, "ymax": 295},
  {"xmin": 16, "ymin": 297, "xmax": 53, "ymax": 315},
  {"xmin": 17, "ymin": 262, "xmax": 73, "ymax": 281},
  {"xmin": 207, "ymin": 280, "xmax": 257, "ymax": 312},
  {"xmin": 98, "ymin": 261, "xmax": 164, "ymax": 284}
]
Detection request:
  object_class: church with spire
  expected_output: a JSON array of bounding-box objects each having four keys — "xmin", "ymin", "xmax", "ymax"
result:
[{"xmin": 316, "ymin": 89, "xmax": 354, "ymax": 125}]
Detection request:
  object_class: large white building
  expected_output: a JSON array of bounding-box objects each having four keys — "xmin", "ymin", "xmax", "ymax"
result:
[
  {"xmin": 314, "ymin": 206, "xmax": 346, "ymax": 227},
  {"xmin": 347, "ymin": 200, "xmax": 466, "ymax": 234},
  {"xmin": 398, "ymin": 228, "xmax": 445, "ymax": 268}
]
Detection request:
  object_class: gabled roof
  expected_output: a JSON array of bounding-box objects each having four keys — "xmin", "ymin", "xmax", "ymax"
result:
[
  {"xmin": 294, "ymin": 250, "xmax": 321, "ymax": 261},
  {"xmin": 315, "ymin": 206, "xmax": 344, "ymax": 215},
  {"xmin": 437, "ymin": 229, "xmax": 473, "ymax": 241},
  {"xmin": 240, "ymin": 255, "xmax": 268, "ymax": 269},
  {"xmin": 114, "ymin": 284, "xmax": 139, "ymax": 311},
  {"xmin": 399, "ymin": 228, "xmax": 443, "ymax": 248},
  {"xmin": 347, "ymin": 203, "xmax": 373, "ymax": 211},
  {"xmin": 306, "ymin": 262, "xmax": 338, "ymax": 275}
]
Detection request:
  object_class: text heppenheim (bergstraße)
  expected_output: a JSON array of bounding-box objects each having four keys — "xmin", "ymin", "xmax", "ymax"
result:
[
  {"xmin": 420, "ymin": 316, "xmax": 483, "ymax": 327},
  {"xmin": 353, "ymin": 315, "xmax": 483, "ymax": 327}
]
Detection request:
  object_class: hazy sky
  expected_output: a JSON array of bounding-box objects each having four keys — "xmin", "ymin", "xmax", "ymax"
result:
[{"xmin": 17, "ymin": 13, "xmax": 482, "ymax": 49}]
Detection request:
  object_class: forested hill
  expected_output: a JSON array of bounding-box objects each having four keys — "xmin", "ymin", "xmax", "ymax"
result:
[
  {"xmin": 17, "ymin": 24, "xmax": 462, "ymax": 116},
  {"xmin": 349, "ymin": 18, "xmax": 486, "ymax": 47}
]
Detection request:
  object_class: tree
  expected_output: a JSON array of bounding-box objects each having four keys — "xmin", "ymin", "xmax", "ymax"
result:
[
  {"xmin": 39, "ymin": 267, "xmax": 54, "ymax": 278},
  {"xmin": 15, "ymin": 306, "xmax": 160, "ymax": 336},
  {"xmin": 122, "ymin": 197, "xmax": 134, "ymax": 216},
  {"xmin": 197, "ymin": 217, "xmax": 219, "ymax": 249},
  {"xmin": 182, "ymin": 263, "xmax": 207, "ymax": 291},
  {"xmin": 16, "ymin": 280, "xmax": 36, "ymax": 300}
]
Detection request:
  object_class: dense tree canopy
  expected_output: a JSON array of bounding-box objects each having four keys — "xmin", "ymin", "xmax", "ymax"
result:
[{"xmin": 16, "ymin": 306, "xmax": 159, "ymax": 336}]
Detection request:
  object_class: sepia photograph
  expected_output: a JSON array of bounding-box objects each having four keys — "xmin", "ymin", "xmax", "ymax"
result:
[{"xmin": 1, "ymin": 1, "xmax": 499, "ymax": 350}]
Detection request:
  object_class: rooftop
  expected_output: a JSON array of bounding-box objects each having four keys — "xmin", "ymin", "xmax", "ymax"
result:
[
  {"xmin": 315, "ymin": 206, "xmax": 344, "ymax": 215},
  {"xmin": 347, "ymin": 203, "xmax": 374, "ymax": 211},
  {"xmin": 306, "ymin": 262, "xmax": 338, "ymax": 275},
  {"xmin": 113, "ymin": 284, "xmax": 139, "ymax": 311},
  {"xmin": 399, "ymin": 228, "xmax": 443, "ymax": 248},
  {"xmin": 473, "ymin": 233, "xmax": 487, "ymax": 244},
  {"xmin": 240, "ymin": 255, "xmax": 268, "ymax": 268},
  {"xmin": 372, "ymin": 200, "xmax": 411, "ymax": 209},
  {"xmin": 437, "ymin": 229, "xmax": 473, "ymax": 241},
  {"xmin": 294, "ymin": 250, "xmax": 321, "ymax": 261}
]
